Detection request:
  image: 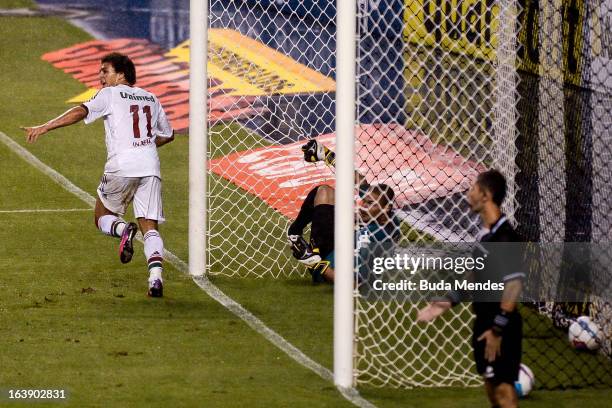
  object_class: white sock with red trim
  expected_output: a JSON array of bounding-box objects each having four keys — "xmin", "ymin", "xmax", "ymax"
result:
[
  {"xmin": 143, "ymin": 229, "xmax": 164, "ymax": 283},
  {"xmin": 97, "ymin": 215, "xmax": 126, "ymax": 238}
]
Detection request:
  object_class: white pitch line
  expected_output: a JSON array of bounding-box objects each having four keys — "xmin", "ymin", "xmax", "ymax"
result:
[
  {"xmin": 0, "ymin": 133, "xmax": 95, "ymax": 206},
  {"xmin": 0, "ymin": 208, "xmax": 91, "ymax": 213},
  {"xmin": 0, "ymin": 131, "xmax": 377, "ymax": 408}
]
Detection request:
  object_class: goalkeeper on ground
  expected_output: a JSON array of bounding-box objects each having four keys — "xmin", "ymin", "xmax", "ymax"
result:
[{"xmin": 287, "ymin": 139, "xmax": 400, "ymax": 283}]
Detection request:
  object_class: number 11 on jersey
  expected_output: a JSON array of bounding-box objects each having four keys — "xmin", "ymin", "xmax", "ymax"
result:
[{"xmin": 130, "ymin": 105, "xmax": 152, "ymax": 138}]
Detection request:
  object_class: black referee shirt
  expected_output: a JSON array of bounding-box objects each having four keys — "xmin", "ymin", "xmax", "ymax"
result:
[{"xmin": 472, "ymin": 215, "xmax": 525, "ymax": 320}]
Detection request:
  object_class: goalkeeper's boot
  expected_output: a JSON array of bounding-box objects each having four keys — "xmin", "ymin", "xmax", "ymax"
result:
[
  {"xmin": 288, "ymin": 234, "xmax": 321, "ymax": 266},
  {"xmin": 148, "ymin": 279, "xmax": 163, "ymax": 298},
  {"xmin": 119, "ymin": 222, "xmax": 138, "ymax": 264}
]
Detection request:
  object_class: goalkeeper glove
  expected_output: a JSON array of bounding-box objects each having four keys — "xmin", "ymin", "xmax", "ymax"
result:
[
  {"xmin": 287, "ymin": 234, "xmax": 321, "ymax": 266},
  {"xmin": 302, "ymin": 139, "xmax": 336, "ymax": 167}
]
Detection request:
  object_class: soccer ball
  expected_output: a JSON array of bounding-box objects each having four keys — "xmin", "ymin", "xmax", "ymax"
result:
[
  {"xmin": 514, "ymin": 363, "xmax": 535, "ymax": 397},
  {"xmin": 568, "ymin": 316, "xmax": 604, "ymax": 350}
]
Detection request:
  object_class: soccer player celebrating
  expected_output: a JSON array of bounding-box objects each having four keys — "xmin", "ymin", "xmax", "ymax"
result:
[
  {"xmin": 417, "ymin": 170, "xmax": 525, "ymax": 408},
  {"xmin": 287, "ymin": 139, "xmax": 400, "ymax": 283},
  {"xmin": 21, "ymin": 53, "xmax": 174, "ymax": 298}
]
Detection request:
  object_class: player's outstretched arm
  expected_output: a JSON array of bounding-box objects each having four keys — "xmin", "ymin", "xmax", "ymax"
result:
[{"xmin": 21, "ymin": 105, "xmax": 87, "ymax": 144}]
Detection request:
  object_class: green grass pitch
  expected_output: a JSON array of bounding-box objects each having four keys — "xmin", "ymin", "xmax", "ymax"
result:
[{"xmin": 0, "ymin": 6, "xmax": 610, "ymax": 407}]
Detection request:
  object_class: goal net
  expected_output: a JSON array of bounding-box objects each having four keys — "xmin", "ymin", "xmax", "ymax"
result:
[
  {"xmin": 205, "ymin": 1, "xmax": 337, "ymax": 278},
  {"xmin": 355, "ymin": 0, "xmax": 611, "ymax": 389},
  {"xmin": 203, "ymin": 0, "xmax": 611, "ymax": 389},
  {"xmin": 354, "ymin": 0, "xmax": 519, "ymax": 388}
]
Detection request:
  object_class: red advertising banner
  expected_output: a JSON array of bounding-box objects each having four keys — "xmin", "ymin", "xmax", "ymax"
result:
[{"xmin": 209, "ymin": 124, "xmax": 483, "ymax": 219}]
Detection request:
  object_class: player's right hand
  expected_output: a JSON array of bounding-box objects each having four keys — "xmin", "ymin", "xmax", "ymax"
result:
[
  {"xmin": 416, "ymin": 301, "xmax": 452, "ymax": 322},
  {"xmin": 20, "ymin": 125, "xmax": 48, "ymax": 144}
]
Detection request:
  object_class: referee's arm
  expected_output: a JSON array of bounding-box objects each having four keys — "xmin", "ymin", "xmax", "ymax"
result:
[
  {"xmin": 416, "ymin": 269, "xmax": 473, "ymax": 322},
  {"xmin": 500, "ymin": 278, "xmax": 522, "ymax": 313},
  {"xmin": 498, "ymin": 247, "xmax": 526, "ymax": 315},
  {"xmin": 479, "ymin": 261, "xmax": 525, "ymax": 362}
]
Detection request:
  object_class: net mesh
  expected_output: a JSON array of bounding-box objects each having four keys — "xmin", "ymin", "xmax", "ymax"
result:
[
  {"xmin": 354, "ymin": 0, "xmax": 521, "ymax": 388},
  {"xmin": 355, "ymin": 0, "xmax": 611, "ymax": 389},
  {"xmin": 204, "ymin": 0, "xmax": 612, "ymax": 390},
  {"xmin": 206, "ymin": 1, "xmax": 336, "ymax": 278},
  {"xmin": 512, "ymin": 0, "xmax": 612, "ymax": 388}
]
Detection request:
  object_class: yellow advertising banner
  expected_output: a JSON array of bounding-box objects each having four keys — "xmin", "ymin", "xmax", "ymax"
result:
[
  {"xmin": 65, "ymin": 29, "xmax": 335, "ymax": 107},
  {"xmin": 167, "ymin": 29, "xmax": 336, "ymax": 96},
  {"xmin": 403, "ymin": 0, "xmax": 499, "ymax": 61},
  {"xmin": 516, "ymin": 0, "xmax": 586, "ymax": 86},
  {"xmin": 404, "ymin": 0, "xmax": 588, "ymax": 86}
]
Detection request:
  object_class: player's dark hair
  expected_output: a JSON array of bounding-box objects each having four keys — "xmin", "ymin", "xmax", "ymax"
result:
[
  {"xmin": 370, "ymin": 184, "xmax": 395, "ymax": 211},
  {"xmin": 476, "ymin": 169, "xmax": 506, "ymax": 206},
  {"xmin": 101, "ymin": 53, "xmax": 136, "ymax": 85}
]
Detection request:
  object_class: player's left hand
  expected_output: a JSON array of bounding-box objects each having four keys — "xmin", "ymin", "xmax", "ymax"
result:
[
  {"xmin": 478, "ymin": 329, "xmax": 502, "ymax": 362},
  {"xmin": 20, "ymin": 125, "xmax": 48, "ymax": 144}
]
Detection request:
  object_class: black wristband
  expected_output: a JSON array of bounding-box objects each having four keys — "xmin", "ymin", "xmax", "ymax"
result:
[{"xmin": 491, "ymin": 310, "xmax": 509, "ymax": 336}]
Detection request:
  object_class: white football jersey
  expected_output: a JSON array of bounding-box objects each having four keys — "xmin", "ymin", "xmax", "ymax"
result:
[{"xmin": 82, "ymin": 84, "xmax": 173, "ymax": 178}]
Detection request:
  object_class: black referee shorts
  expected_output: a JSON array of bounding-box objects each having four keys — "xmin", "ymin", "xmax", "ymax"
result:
[{"xmin": 472, "ymin": 313, "xmax": 522, "ymax": 385}]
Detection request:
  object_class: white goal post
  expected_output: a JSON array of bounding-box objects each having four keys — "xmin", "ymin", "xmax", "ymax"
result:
[
  {"xmin": 334, "ymin": 0, "xmax": 357, "ymax": 389},
  {"xmin": 189, "ymin": 0, "xmax": 207, "ymax": 278},
  {"xmin": 187, "ymin": 0, "xmax": 359, "ymax": 388}
]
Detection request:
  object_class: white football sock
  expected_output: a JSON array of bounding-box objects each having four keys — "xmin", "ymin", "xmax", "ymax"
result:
[
  {"xmin": 144, "ymin": 230, "xmax": 164, "ymax": 282},
  {"xmin": 97, "ymin": 215, "xmax": 126, "ymax": 238},
  {"xmin": 148, "ymin": 267, "xmax": 163, "ymax": 283}
]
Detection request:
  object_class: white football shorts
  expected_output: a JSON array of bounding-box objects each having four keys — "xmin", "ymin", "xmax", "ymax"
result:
[{"xmin": 96, "ymin": 174, "xmax": 165, "ymax": 223}]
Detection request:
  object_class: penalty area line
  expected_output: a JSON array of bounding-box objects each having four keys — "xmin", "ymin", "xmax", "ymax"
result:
[{"xmin": 0, "ymin": 131, "xmax": 377, "ymax": 408}]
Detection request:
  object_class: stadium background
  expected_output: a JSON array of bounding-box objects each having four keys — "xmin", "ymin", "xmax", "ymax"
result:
[{"xmin": 0, "ymin": 0, "xmax": 610, "ymax": 406}]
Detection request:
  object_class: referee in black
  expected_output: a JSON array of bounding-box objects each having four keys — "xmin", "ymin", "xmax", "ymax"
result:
[{"xmin": 417, "ymin": 170, "xmax": 525, "ymax": 408}]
